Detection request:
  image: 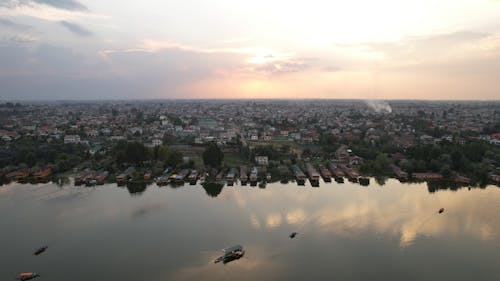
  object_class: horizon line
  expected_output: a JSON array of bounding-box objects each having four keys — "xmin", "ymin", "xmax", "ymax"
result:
[{"xmin": 1, "ymin": 98, "xmax": 500, "ymax": 103}]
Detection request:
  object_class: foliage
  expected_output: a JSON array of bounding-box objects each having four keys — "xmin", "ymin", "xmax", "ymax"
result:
[
  {"xmin": 114, "ymin": 141, "xmax": 150, "ymax": 165},
  {"xmin": 250, "ymin": 144, "xmax": 294, "ymax": 161},
  {"xmin": 203, "ymin": 142, "xmax": 224, "ymax": 168},
  {"xmin": 403, "ymin": 140, "xmax": 499, "ymax": 183},
  {"xmin": 0, "ymin": 139, "xmax": 88, "ymax": 169},
  {"xmin": 360, "ymin": 153, "xmax": 392, "ymax": 175}
]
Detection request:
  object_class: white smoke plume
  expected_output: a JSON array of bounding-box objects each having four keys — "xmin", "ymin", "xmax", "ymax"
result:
[{"xmin": 365, "ymin": 100, "xmax": 392, "ymax": 114}]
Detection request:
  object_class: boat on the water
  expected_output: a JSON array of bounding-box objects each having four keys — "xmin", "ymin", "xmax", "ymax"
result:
[
  {"xmin": 17, "ymin": 273, "xmax": 40, "ymax": 281},
  {"xmin": 239, "ymin": 166, "xmax": 248, "ymax": 185},
  {"xmin": 216, "ymin": 169, "xmax": 226, "ymax": 182},
  {"xmin": 175, "ymin": 169, "xmax": 190, "ymax": 183},
  {"xmin": 306, "ymin": 163, "xmax": 320, "ymax": 186},
  {"xmin": 188, "ymin": 170, "xmax": 199, "ymax": 185},
  {"xmin": 214, "ymin": 245, "xmax": 245, "ymax": 264},
  {"xmin": 329, "ymin": 163, "xmax": 345, "ymax": 183},
  {"xmin": 249, "ymin": 167, "xmax": 258, "ymax": 186},
  {"xmin": 226, "ymin": 168, "xmax": 237, "ymax": 186},
  {"xmin": 291, "ymin": 165, "xmax": 306, "ymax": 185},
  {"xmin": 340, "ymin": 164, "xmax": 359, "ymax": 182},
  {"xmin": 319, "ymin": 165, "xmax": 332, "ymax": 182},
  {"xmin": 33, "ymin": 166, "xmax": 52, "ymax": 181},
  {"xmin": 33, "ymin": 246, "xmax": 48, "ymax": 256}
]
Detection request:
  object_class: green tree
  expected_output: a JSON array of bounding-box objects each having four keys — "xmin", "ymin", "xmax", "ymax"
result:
[
  {"xmin": 165, "ymin": 150, "xmax": 183, "ymax": 167},
  {"xmin": 203, "ymin": 142, "xmax": 224, "ymax": 168},
  {"xmin": 373, "ymin": 153, "xmax": 391, "ymax": 174},
  {"xmin": 114, "ymin": 141, "xmax": 150, "ymax": 165}
]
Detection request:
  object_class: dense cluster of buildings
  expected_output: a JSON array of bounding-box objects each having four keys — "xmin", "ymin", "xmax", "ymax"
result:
[{"xmin": 1, "ymin": 100, "xmax": 498, "ymax": 148}]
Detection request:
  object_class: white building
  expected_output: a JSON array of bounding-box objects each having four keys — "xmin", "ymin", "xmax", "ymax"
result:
[
  {"xmin": 64, "ymin": 135, "xmax": 81, "ymax": 144},
  {"xmin": 255, "ymin": 156, "xmax": 269, "ymax": 166}
]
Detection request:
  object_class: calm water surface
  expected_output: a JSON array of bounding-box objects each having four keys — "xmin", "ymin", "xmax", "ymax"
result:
[{"xmin": 1, "ymin": 179, "xmax": 499, "ymax": 281}]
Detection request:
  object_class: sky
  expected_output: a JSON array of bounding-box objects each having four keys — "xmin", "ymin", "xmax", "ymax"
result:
[{"xmin": 0, "ymin": 0, "xmax": 500, "ymax": 100}]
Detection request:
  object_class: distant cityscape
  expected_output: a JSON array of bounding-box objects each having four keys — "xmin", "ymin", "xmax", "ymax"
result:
[{"xmin": 0, "ymin": 100, "xmax": 499, "ymax": 189}]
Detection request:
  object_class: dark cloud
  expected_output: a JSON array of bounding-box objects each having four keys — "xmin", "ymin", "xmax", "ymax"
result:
[
  {"xmin": 0, "ymin": 0, "xmax": 88, "ymax": 11},
  {"xmin": 0, "ymin": 18, "xmax": 32, "ymax": 30},
  {"xmin": 0, "ymin": 43, "xmax": 244, "ymax": 99},
  {"xmin": 60, "ymin": 21, "xmax": 93, "ymax": 36}
]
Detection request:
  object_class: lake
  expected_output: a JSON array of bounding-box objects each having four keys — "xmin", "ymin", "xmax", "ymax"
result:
[{"xmin": 1, "ymin": 179, "xmax": 499, "ymax": 281}]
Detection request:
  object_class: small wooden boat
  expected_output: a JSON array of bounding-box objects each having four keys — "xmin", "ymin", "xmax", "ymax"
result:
[
  {"xmin": 214, "ymin": 245, "xmax": 245, "ymax": 264},
  {"xmin": 33, "ymin": 246, "xmax": 48, "ymax": 256},
  {"xmin": 17, "ymin": 273, "xmax": 40, "ymax": 281}
]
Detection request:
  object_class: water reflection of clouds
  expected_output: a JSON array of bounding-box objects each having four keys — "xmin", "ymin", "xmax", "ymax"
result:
[
  {"xmin": 250, "ymin": 214, "xmax": 261, "ymax": 229},
  {"xmin": 323, "ymin": 188, "xmax": 498, "ymax": 247},
  {"xmin": 286, "ymin": 209, "xmax": 306, "ymax": 225},
  {"xmin": 266, "ymin": 212, "xmax": 282, "ymax": 228},
  {"xmin": 131, "ymin": 202, "xmax": 167, "ymax": 218},
  {"xmin": 218, "ymin": 180, "xmax": 500, "ymax": 248}
]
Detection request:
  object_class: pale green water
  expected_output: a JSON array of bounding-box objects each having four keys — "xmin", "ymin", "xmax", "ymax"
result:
[{"xmin": 1, "ymin": 179, "xmax": 499, "ymax": 281}]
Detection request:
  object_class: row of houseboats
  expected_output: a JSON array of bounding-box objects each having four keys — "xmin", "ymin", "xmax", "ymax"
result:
[
  {"xmin": 151, "ymin": 163, "xmax": 369, "ymax": 187},
  {"xmin": 292, "ymin": 162, "xmax": 369, "ymax": 186},
  {"xmin": 71, "ymin": 163, "xmax": 474, "ymax": 188},
  {"xmin": 74, "ymin": 169, "xmax": 110, "ymax": 186},
  {"xmin": 1, "ymin": 166, "xmax": 53, "ymax": 183},
  {"xmin": 72, "ymin": 163, "xmax": 369, "ymax": 187}
]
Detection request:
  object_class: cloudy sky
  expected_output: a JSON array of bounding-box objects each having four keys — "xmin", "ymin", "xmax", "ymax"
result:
[{"xmin": 1, "ymin": 0, "xmax": 500, "ymax": 100}]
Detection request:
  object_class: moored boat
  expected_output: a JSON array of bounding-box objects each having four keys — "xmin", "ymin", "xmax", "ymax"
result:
[
  {"xmin": 95, "ymin": 171, "xmax": 108, "ymax": 185},
  {"xmin": 319, "ymin": 165, "xmax": 332, "ymax": 182},
  {"xmin": 239, "ymin": 166, "xmax": 248, "ymax": 185},
  {"xmin": 329, "ymin": 163, "xmax": 345, "ymax": 183},
  {"xmin": 175, "ymin": 169, "xmax": 190, "ymax": 183},
  {"xmin": 226, "ymin": 168, "xmax": 237, "ymax": 186},
  {"xmin": 340, "ymin": 164, "xmax": 359, "ymax": 182},
  {"xmin": 188, "ymin": 170, "xmax": 199, "ymax": 185},
  {"xmin": 7, "ymin": 168, "xmax": 30, "ymax": 182},
  {"xmin": 249, "ymin": 167, "xmax": 258, "ymax": 186},
  {"xmin": 216, "ymin": 169, "xmax": 226, "ymax": 182},
  {"xmin": 291, "ymin": 165, "xmax": 306, "ymax": 185},
  {"xmin": 116, "ymin": 166, "xmax": 135, "ymax": 185},
  {"xmin": 305, "ymin": 163, "xmax": 320, "ymax": 186},
  {"xmin": 32, "ymin": 166, "xmax": 52, "ymax": 181}
]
